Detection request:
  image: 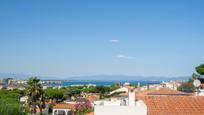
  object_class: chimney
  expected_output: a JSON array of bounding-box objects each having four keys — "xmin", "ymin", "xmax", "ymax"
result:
[
  {"xmin": 128, "ymin": 89, "xmax": 136, "ymax": 106},
  {"xmin": 137, "ymin": 82, "xmax": 140, "ymax": 88},
  {"xmin": 196, "ymin": 89, "xmax": 204, "ymax": 96}
]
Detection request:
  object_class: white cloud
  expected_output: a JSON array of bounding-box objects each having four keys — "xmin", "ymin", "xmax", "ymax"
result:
[
  {"xmin": 116, "ymin": 54, "xmax": 134, "ymax": 59},
  {"xmin": 110, "ymin": 39, "xmax": 119, "ymax": 43}
]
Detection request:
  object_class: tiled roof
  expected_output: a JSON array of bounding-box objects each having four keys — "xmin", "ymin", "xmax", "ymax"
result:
[
  {"xmin": 136, "ymin": 90, "xmax": 154, "ymax": 98},
  {"xmin": 53, "ymin": 103, "xmax": 76, "ymax": 109},
  {"xmin": 36, "ymin": 108, "xmax": 45, "ymax": 113},
  {"xmin": 147, "ymin": 88, "xmax": 191, "ymax": 96},
  {"xmin": 119, "ymin": 92, "xmax": 128, "ymax": 97},
  {"xmin": 142, "ymin": 96, "xmax": 204, "ymax": 115},
  {"xmin": 136, "ymin": 88, "xmax": 191, "ymax": 99},
  {"xmin": 86, "ymin": 112, "xmax": 94, "ymax": 115},
  {"xmin": 201, "ymin": 84, "xmax": 204, "ymax": 88},
  {"xmin": 86, "ymin": 95, "xmax": 100, "ymax": 102}
]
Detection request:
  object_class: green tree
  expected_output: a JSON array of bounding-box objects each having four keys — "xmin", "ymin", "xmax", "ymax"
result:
[
  {"xmin": 196, "ymin": 64, "xmax": 204, "ymax": 75},
  {"xmin": 0, "ymin": 90, "xmax": 27, "ymax": 115},
  {"xmin": 177, "ymin": 82, "xmax": 194, "ymax": 92},
  {"xmin": 26, "ymin": 77, "xmax": 45, "ymax": 114},
  {"xmin": 45, "ymin": 89, "xmax": 66, "ymax": 105},
  {"xmin": 0, "ymin": 100, "xmax": 27, "ymax": 115},
  {"xmin": 95, "ymin": 86, "xmax": 110, "ymax": 99},
  {"xmin": 192, "ymin": 64, "xmax": 204, "ymax": 83},
  {"xmin": 192, "ymin": 73, "xmax": 199, "ymax": 80},
  {"xmin": 64, "ymin": 88, "xmax": 81, "ymax": 100}
]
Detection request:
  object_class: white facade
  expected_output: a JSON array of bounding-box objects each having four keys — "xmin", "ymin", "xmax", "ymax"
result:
[
  {"xmin": 52, "ymin": 108, "xmax": 72, "ymax": 115},
  {"xmin": 94, "ymin": 98, "xmax": 127, "ymax": 106},
  {"xmin": 94, "ymin": 89, "xmax": 147, "ymax": 115},
  {"xmin": 20, "ymin": 96, "xmax": 28, "ymax": 103},
  {"xmin": 128, "ymin": 89, "xmax": 135, "ymax": 106},
  {"xmin": 161, "ymin": 81, "xmax": 181, "ymax": 90},
  {"xmin": 0, "ymin": 85, "xmax": 3, "ymax": 89},
  {"xmin": 95, "ymin": 100, "xmax": 147, "ymax": 115},
  {"xmin": 123, "ymin": 82, "xmax": 130, "ymax": 86},
  {"xmin": 197, "ymin": 89, "xmax": 204, "ymax": 96},
  {"xmin": 110, "ymin": 87, "xmax": 128, "ymax": 94}
]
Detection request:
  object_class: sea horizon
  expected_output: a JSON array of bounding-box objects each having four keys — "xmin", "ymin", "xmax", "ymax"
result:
[{"xmin": 46, "ymin": 80, "xmax": 162, "ymax": 87}]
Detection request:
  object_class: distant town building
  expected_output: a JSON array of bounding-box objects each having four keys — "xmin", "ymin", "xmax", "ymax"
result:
[
  {"xmin": 123, "ymin": 82, "xmax": 130, "ymax": 86},
  {"xmin": 94, "ymin": 88, "xmax": 147, "ymax": 115},
  {"xmin": 161, "ymin": 81, "xmax": 181, "ymax": 90},
  {"xmin": 20, "ymin": 96, "xmax": 28, "ymax": 103},
  {"xmin": 0, "ymin": 78, "xmax": 13, "ymax": 85},
  {"xmin": 110, "ymin": 87, "xmax": 129, "ymax": 94}
]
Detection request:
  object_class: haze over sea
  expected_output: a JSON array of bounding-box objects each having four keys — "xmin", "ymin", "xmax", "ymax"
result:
[{"xmin": 47, "ymin": 81, "xmax": 161, "ymax": 87}]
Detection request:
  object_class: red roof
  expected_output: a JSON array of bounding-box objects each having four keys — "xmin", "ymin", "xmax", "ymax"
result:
[
  {"xmin": 53, "ymin": 103, "xmax": 76, "ymax": 109},
  {"xmin": 136, "ymin": 88, "xmax": 192, "ymax": 99},
  {"xmin": 86, "ymin": 112, "xmax": 94, "ymax": 115},
  {"xmin": 119, "ymin": 92, "xmax": 128, "ymax": 97},
  {"xmin": 146, "ymin": 88, "xmax": 190, "ymax": 95},
  {"xmin": 142, "ymin": 96, "xmax": 204, "ymax": 115},
  {"xmin": 201, "ymin": 84, "xmax": 204, "ymax": 88}
]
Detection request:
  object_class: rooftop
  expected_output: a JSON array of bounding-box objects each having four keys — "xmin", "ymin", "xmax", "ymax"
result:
[
  {"xmin": 146, "ymin": 88, "xmax": 191, "ymax": 96},
  {"xmin": 136, "ymin": 88, "xmax": 192, "ymax": 98},
  {"xmin": 142, "ymin": 96, "xmax": 204, "ymax": 115},
  {"xmin": 53, "ymin": 103, "xmax": 76, "ymax": 109}
]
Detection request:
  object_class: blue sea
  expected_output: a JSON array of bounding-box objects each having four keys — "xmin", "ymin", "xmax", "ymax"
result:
[{"xmin": 47, "ymin": 80, "xmax": 161, "ymax": 86}]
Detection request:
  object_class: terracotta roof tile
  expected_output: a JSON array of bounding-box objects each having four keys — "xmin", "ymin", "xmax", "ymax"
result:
[
  {"xmin": 147, "ymin": 88, "xmax": 190, "ymax": 96},
  {"xmin": 142, "ymin": 96, "xmax": 204, "ymax": 115},
  {"xmin": 86, "ymin": 95, "xmax": 100, "ymax": 102},
  {"xmin": 119, "ymin": 92, "xmax": 128, "ymax": 97},
  {"xmin": 86, "ymin": 112, "xmax": 94, "ymax": 115},
  {"xmin": 136, "ymin": 88, "xmax": 191, "ymax": 99},
  {"xmin": 53, "ymin": 103, "xmax": 76, "ymax": 109},
  {"xmin": 201, "ymin": 84, "xmax": 204, "ymax": 89}
]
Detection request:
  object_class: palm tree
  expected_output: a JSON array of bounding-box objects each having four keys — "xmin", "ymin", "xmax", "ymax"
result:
[{"xmin": 26, "ymin": 77, "xmax": 45, "ymax": 114}]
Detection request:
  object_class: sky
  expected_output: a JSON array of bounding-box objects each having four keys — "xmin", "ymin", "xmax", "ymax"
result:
[{"xmin": 0, "ymin": 0, "xmax": 204, "ymax": 78}]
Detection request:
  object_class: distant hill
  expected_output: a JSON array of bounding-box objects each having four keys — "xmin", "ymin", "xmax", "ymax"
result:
[
  {"xmin": 0, "ymin": 73, "xmax": 28, "ymax": 80},
  {"xmin": 0, "ymin": 73, "xmax": 189, "ymax": 81},
  {"xmin": 0, "ymin": 73, "xmax": 59, "ymax": 80},
  {"xmin": 68, "ymin": 75, "xmax": 189, "ymax": 81}
]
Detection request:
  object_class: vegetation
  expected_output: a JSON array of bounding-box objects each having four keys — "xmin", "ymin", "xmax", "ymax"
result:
[
  {"xmin": 0, "ymin": 100, "xmax": 27, "ymax": 115},
  {"xmin": 75, "ymin": 99, "xmax": 92, "ymax": 113},
  {"xmin": 25, "ymin": 77, "xmax": 45, "ymax": 114},
  {"xmin": 0, "ymin": 90, "xmax": 26, "ymax": 115},
  {"xmin": 64, "ymin": 87, "xmax": 82, "ymax": 99},
  {"xmin": 0, "ymin": 77, "xmax": 121, "ymax": 115},
  {"xmin": 177, "ymin": 81, "xmax": 194, "ymax": 92},
  {"xmin": 178, "ymin": 63, "xmax": 204, "ymax": 92},
  {"xmin": 196, "ymin": 64, "xmax": 204, "ymax": 75},
  {"xmin": 192, "ymin": 64, "xmax": 204, "ymax": 83},
  {"xmin": 45, "ymin": 88, "xmax": 66, "ymax": 102}
]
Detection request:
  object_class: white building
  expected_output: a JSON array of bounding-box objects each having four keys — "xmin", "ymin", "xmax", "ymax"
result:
[
  {"xmin": 123, "ymin": 82, "xmax": 130, "ymax": 86},
  {"xmin": 94, "ymin": 89, "xmax": 147, "ymax": 115},
  {"xmin": 20, "ymin": 96, "xmax": 28, "ymax": 103},
  {"xmin": 0, "ymin": 85, "xmax": 4, "ymax": 89},
  {"xmin": 110, "ymin": 87, "xmax": 129, "ymax": 94},
  {"xmin": 161, "ymin": 81, "xmax": 181, "ymax": 90},
  {"xmin": 196, "ymin": 89, "xmax": 204, "ymax": 96}
]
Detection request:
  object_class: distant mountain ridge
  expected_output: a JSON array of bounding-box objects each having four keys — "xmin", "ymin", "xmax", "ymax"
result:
[
  {"xmin": 0, "ymin": 73, "xmax": 58, "ymax": 80},
  {"xmin": 0, "ymin": 73, "xmax": 28, "ymax": 80},
  {"xmin": 68, "ymin": 75, "xmax": 189, "ymax": 81},
  {"xmin": 0, "ymin": 73, "xmax": 189, "ymax": 81}
]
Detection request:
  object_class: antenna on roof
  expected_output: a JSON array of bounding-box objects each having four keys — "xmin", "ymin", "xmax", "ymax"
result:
[
  {"xmin": 193, "ymin": 79, "xmax": 201, "ymax": 96},
  {"xmin": 193, "ymin": 79, "xmax": 201, "ymax": 87}
]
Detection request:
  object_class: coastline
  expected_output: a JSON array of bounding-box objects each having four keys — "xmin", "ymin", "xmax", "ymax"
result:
[{"xmin": 45, "ymin": 80, "xmax": 161, "ymax": 87}]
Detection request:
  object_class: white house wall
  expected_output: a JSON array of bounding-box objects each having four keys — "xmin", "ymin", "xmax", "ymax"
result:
[{"xmin": 94, "ymin": 105, "xmax": 147, "ymax": 115}]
